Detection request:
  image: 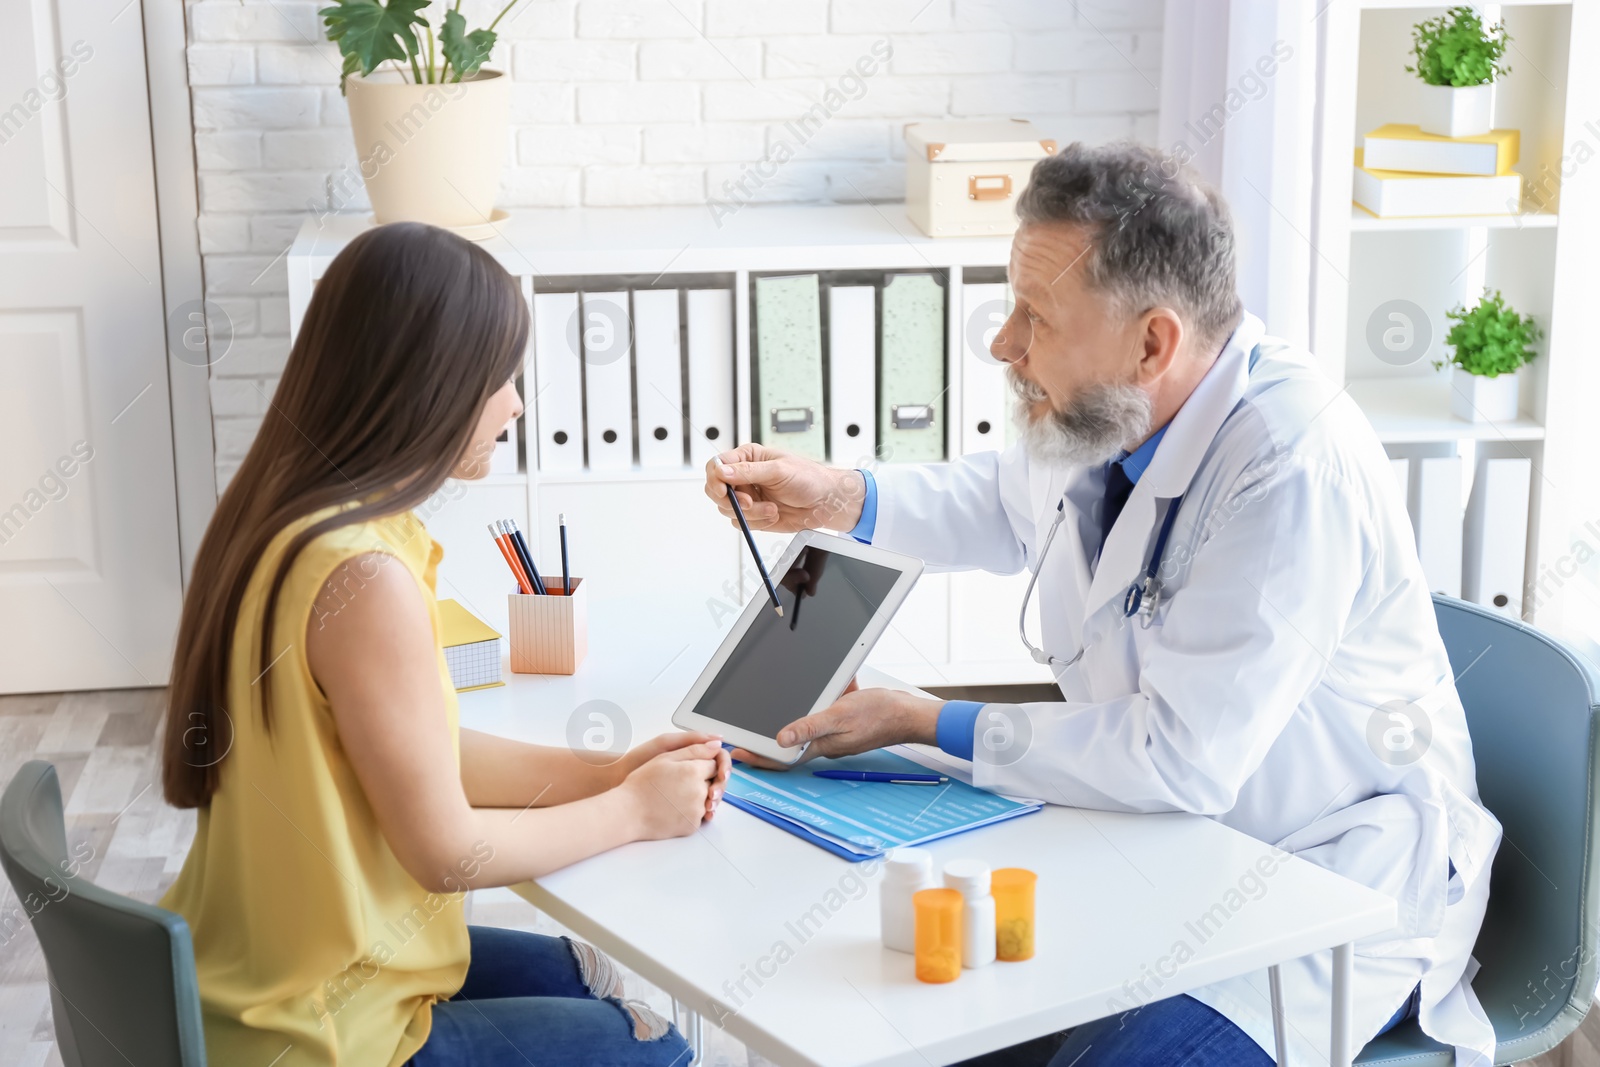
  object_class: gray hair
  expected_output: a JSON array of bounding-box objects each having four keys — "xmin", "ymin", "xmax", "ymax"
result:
[{"xmin": 1015, "ymin": 141, "xmax": 1243, "ymax": 346}]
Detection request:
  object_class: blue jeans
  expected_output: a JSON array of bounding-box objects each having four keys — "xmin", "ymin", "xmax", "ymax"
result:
[
  {"xmin": 1045, "ymin": 990, "xmax": 1418, "ymax": 1066},
  {"xmin": 407, "ymin": 926, "xmax": 691, "ymax": 1067},
  {"xmin": 1044, "ymin": 996, "xmax": 1273, "ymax": 1066},
  {"xmin": 958, "ymin": 989, "xmax": 1420, "ymax": 1067}
]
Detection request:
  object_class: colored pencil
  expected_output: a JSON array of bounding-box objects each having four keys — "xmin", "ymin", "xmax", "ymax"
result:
[
  {"xmin": 489, "ymin": 522, "xmax": 533, "ymax": 594},
  {"xmin": 506, "ymin": 519, "xmax": 547, "ymax": 595}
]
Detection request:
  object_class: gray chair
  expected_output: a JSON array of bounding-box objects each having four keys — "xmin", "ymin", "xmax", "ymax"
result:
[
  {"xmin": 0, "ymin": 760, "xmax": 207, "ymax": 1066},
  {"xmin": 1357, "ymin": 595, "xmax": 1600, "ymax": 1065}
]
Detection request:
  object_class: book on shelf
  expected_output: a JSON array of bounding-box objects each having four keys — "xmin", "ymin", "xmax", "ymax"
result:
[
  {"xmin": 1352, "ymin": 149, "xmax": 1522, "ymax": 219},
  {"xmin": 438, "ymin": 598, "xmax": 503, "ymax": 691},
  {"xmin": 1361, "ymin": 124, "xmax": 1518, "ymax": 177}
]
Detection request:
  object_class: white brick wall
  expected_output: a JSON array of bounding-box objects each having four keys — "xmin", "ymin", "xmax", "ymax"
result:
[{"xmin": 185, "ymin": 0, "xmax": 1162, "ymax": 488}]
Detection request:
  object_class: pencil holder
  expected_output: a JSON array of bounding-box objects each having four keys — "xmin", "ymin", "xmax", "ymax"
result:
[{"xmin": 508, "ymin": 579, "xmax": 587, "ymax": 675}]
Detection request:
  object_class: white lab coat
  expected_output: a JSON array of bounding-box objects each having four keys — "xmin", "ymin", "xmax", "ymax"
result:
[{"xmin": 870, "ymin": 313, "xmax": 1501, "ymax": 1066}]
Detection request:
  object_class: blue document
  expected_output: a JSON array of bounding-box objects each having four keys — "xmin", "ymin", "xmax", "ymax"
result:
[{"xmin": 724, "ymin": 750, "xmax": 1041, "ymax": 862}]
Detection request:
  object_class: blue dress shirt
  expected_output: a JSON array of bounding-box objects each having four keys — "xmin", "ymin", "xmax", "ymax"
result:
[{"xmin": 847, "ymin": 469, "xmax": 878, "ymax": 543}]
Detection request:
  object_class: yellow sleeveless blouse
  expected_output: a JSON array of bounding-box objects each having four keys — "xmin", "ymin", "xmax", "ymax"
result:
[{"xmin": 159, "ymin": 506, "xmax": 470, "ymax": 1066}]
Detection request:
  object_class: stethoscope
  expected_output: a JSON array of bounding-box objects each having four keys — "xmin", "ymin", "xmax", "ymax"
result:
[{"xmin": 1019, "ymin": 488, "xmax": 1186, "ymax": 669}]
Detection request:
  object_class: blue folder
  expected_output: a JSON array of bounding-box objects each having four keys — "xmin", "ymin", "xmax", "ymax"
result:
[{"xmin": 722, "ymin": 750, "xmax": 1041, "ymax": 862}]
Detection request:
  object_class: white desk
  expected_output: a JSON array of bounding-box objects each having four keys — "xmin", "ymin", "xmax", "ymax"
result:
[{"xmin": 459, "ymin": 591, "xmax": 1398, "ymax": 1067}]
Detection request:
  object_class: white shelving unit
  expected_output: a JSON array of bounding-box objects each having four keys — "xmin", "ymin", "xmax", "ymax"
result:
[
  {"xmin": 287, "ymin": 204, "xmax": 1052, "ymax": 688},
  {"xmin": 1346, "ymin": 205, "xmax": 1559, "ymax": 231},
  {"xmin": 1345, "ymin": 377, "xmax": 1546, "ymax": 443},
  {"xmin": 1311, "ymin": 1, "xmax": 1600, "ymax": 630}
]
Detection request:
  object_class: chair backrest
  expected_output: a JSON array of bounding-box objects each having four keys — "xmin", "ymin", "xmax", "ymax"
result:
[
  {"xmin": 1434, "ymin": 595, "xmax": 1600, "ymax": 1063},
  {"xmin": 0, "ymin": 760, "xmax": 207, "ymax": 1067}
]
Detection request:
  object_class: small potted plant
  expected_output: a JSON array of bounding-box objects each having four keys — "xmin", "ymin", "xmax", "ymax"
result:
[
  {"xmin": 1407, "ymin": 6, "xmax": 1511, "ymax": 138},
  {"xmin": 1435, "ymin": 290, "xmax": 1540, "ymax": 423},
  {"xmin": 319, "ymin": 0, "xmax": 522, "ymax": 233}
]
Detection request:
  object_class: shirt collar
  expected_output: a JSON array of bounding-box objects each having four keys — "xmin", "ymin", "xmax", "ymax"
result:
[{"xmin": 1112, "ymin": 424, "xmax": 1167, "ymax": 485}]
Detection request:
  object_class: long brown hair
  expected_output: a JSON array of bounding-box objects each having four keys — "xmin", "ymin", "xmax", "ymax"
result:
[{"xmin": 162, "ymin": 222, "xmax": 528, "ymax": 808}]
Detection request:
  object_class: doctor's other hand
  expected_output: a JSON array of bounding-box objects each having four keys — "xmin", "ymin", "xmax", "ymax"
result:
[
  {"xmin": 620, "ymin": 741, "xmax": 727, "ymax": 839},
  {"xmin": 729, "ymin": 686, "xmax": 943, "ymax": 770},
  {"xmin": 705, "ymin": 442, "xmax": 867, "ymax": 534}
]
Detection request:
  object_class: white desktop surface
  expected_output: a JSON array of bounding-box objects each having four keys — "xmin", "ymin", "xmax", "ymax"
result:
[{"xmin": 458, "ymin": 590, "xmax": 1398, "ymax": 1067}]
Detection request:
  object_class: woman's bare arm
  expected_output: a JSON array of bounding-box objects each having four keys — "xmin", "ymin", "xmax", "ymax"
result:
[
  {"xmin": 306, "ymin": 553, "xmax": 722, "ymax": 891},
  {"xmin": 458, "ymin": 729, "xmax": 616, "ymax": 808},
  {"xmin": 459, "ymin": 728, "xmax": 730, "ymax": 811}
]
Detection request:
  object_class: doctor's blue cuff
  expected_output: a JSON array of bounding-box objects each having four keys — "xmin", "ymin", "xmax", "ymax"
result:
[
  {"xmin": 936, "ymin": 701, "xmax": 984, "ymax": 762},
  {"xmin": 847, "ymin": 469, "xmax": 878, "ymax": 543}
]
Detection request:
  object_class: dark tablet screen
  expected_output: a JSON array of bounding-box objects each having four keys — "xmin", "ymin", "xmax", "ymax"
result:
[{"xmin": 691, "ymin": 544, "xmax": 903, "ymax": 740}]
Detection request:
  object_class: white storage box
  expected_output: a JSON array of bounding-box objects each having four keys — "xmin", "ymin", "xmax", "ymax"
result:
[{"xmin": 904, "ymin": 120, "xmax": 1057, "ymax": 238}]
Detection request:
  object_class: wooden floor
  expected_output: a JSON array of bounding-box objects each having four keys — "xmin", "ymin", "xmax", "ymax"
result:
[{"xmin": 0, "ymin": 687, "xmax": 1590, "ymax": 1067}]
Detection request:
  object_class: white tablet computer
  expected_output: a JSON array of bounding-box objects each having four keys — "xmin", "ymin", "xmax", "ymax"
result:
[{"xmin": 672, "ymin": 530, "xmax": 923, "ymax": 764}]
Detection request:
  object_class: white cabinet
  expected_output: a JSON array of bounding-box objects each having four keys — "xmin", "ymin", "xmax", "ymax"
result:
[
  {"xmin": 288, "ymin": 205, "xmax": 1047, "ymax": 687},
  {"xmin": 867, "ymin": 572, "xmax": 950, "ymax": 679},
  {"xmin": 950, "ymin": 571, "xmax": 1041, "ymax": 666},
  {"xmin": 531, "ymin": 475, "xmax": 741, "ymax": 625}
]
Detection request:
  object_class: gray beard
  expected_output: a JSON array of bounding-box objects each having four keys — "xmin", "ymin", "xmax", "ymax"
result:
[{"xmin": 1008, "ymin": 368, "xmax": 1153, "ymax": 468}]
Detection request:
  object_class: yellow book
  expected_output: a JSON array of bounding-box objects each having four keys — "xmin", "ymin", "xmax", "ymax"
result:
[
  {"xmin": 1361, "ymin": 124, "xmax": 1519, "ymax": 176},
  {"xmin": 1353, "ymin": 149, "xmax": 1521, "ymax": 219},
  {"xmin": 437, "ymin": 598, "xmax": 503, "ymax": 691}
]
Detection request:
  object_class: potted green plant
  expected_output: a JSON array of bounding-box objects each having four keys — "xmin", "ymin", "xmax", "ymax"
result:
[
  {"xmin": 1407, "ymin": 6, "xmax": 1510, "ymax": 138},
  {"xmin": 319, "ymin": 0, "xmax": 523, "ymax": 233},
  {"xmin": 1434, "ymin": 290, "xmax": 1540, "ymax": 423}
]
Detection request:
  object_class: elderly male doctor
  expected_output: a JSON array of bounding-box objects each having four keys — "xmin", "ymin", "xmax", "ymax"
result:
[{"xmin": 705, "ymin": 142, "xmax": 1500, "ymax": 1067}]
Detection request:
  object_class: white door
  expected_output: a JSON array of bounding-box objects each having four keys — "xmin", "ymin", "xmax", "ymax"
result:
[{"xmin": 0, "ymin": 0, "xmax": 183, "ymax": 692}]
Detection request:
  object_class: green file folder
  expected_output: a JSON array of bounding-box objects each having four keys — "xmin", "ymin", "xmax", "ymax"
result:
[
  {"xmin": 754, "ymin": 274, "xmax": 827, "ymax": 461},
  {"xmin": 880, "ymin": 273, "xmax": 947, "ymax": 463}
]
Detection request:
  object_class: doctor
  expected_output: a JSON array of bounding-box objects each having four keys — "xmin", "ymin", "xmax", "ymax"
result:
[{"xmin": 705, "ymin": 142, "xmax": 1500, "ymax": 1067}]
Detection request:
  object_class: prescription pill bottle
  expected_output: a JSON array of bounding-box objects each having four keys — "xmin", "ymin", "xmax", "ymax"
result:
[
  {"xmin": 992, "ymin": 868, "xmax": 1037, "ymax": 961},
  {"xmin": 942, "ymin": 859, "xmax": 996, "ymax": 968},
  {"xmin": 880, "ymin": 847, "xmax": 936, "ymax": 954},
  {"xmin": 913, "ymin": 888, "xmax": 963, "ymax": 983}
]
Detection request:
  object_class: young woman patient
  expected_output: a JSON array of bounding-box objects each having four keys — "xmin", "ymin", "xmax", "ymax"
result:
[{"xmin": 158, "ymin": 221, "xmax": 727, "ymax": 1067}]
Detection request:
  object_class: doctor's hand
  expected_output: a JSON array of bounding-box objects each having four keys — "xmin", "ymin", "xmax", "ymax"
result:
[
  {"xmin": 705, "ymin": 443, "xmax": 868, "ymax": 534},
  {"xmin": 729, "ymin": 682, "xmax": 944, "ymax": 770}
]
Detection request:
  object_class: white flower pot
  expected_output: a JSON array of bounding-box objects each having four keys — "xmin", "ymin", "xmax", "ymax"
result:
[
  {"xmin": 344, "ymin": 69, "xmax": 510, "ymax": 231},
  {"xmin": 1450, "ymin": 366, "xmax": 1519, "ymax": 422},
  {"xmin": 1417, "ymin": 82, "xmax": 1494, "ymax": 138}
]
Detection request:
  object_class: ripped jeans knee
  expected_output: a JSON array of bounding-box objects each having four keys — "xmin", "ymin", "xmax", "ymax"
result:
[{"xmin": 564, "ymin": 937, "xmax": 675, "ymax": 1042}]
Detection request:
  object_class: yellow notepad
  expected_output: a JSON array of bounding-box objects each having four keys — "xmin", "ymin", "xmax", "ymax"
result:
[{"xmin": 437, "ymin": 598, "xmax": 503, "ymax": 691}]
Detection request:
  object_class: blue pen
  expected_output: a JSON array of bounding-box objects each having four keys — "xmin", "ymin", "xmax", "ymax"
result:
[{"xmin": 811, "ymin": 770, "xmax": 948, "ymax": 785}]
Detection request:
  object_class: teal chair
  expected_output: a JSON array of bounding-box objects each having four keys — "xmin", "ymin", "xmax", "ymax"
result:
[
  {"xmin": 1357, "ymin": 595, "xmax": 1600, "ymax": 1065},
  {"xmin": 0, "ymin": 760, "xmax": 207, "ymax": 1066}
]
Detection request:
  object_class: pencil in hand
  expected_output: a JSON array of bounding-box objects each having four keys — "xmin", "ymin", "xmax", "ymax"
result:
[{"xmin": 726, "ymin": 484, "xmax": 783, "ymax": 617}]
